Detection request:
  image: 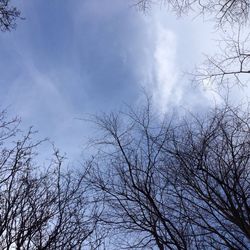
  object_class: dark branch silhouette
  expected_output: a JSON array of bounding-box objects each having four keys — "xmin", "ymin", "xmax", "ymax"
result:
[
  {"xmin": 86, "ymin": 101, "xmax": 250, "ymax": 249},
  {"xmin": 0, "ymin": 0, "xmax": 21, "ymax": 31},
  {"xmin": 193, "ymin": 27, "xmax": 250, "ymax": 86},
  {"xmin": 135, "ymin": 0, "xmax": 250, "ymax": 26},
  {"xmin": 0, "ymin": 111, "xmax": 103, "ymax": 249}
]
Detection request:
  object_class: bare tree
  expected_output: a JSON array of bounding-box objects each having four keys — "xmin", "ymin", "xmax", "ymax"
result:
[
  {"xmin": 85, "ymin": 105, "xmax": 190, "ymax": 249},
  {"xmin": 0, "ymin": 0, "xmax": 21, "ymax": 31},
  {"xmin": 135, "ymin": 0, "xmax": 250, "ymax": 26},
  {"xmin": 192, "ymin": 26, "xmax": 250, "ymax": 86},
  {"xmin": 169, "ymin": 104, "xmax": 250, "ymax": 249},
  {"xmin": 133, "ymin": 0, "xmax": 250, "ymax": 88},
  {"xmin": 0, "ymin": 110, "xmax": 103, "ymax": 250},
  {"xmin": 86, "ymin": 101, "xmax": 250, "ymax": 249}
]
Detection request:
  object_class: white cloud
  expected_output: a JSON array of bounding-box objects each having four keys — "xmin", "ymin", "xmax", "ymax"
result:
[
  {"xmin": 137, "ymin": 10, "xmax": 223, "ymax": 115},
  {"xmin": 152, "ymin": 22, "xmax": 180, "ymax": 114},
  {"xmin": 138, "ymin": 14, "xmax": 181, "ymax": 115}
]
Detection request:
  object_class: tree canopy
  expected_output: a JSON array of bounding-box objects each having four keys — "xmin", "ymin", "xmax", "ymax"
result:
[
  {"xmin": 1, "ymin": 0, "xmax": 250, "ymax": 249},
  {"xmin": 0, "ymin": 0, "xmax": 20, "ymax": 31}
]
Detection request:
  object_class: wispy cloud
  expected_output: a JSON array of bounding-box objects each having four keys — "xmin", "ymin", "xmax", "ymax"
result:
[
  {"xmin": 137, "ymin": 15, "xmax": 181, "ymax": 115},
  {"xmin": 152, "ymin": 22, "xmax": 180, "ymax": 114},
  {"xmin": 0, "ymin": 0, "xmax": 226, "ymax": 162},
  {"xmin": 137, "ymin": 10, "xmax": 223, "ymax": 115}
]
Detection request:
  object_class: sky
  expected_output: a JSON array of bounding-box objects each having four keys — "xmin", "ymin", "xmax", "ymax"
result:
[{"xmin": 0, "ymin": 0, "xmax": 240, "ymax": 162}]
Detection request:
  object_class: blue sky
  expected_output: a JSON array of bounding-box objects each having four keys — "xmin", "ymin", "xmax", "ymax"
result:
[{"xmin": 0, "ymin": 0, "xmax": 231, "ymax": 161}]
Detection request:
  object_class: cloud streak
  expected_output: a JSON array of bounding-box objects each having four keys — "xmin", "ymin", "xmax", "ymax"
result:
[
  {"xmin": 152, "ymin": 22, "xmax": 180, "ymax": 114},
  {"xmin": 137, "ymin": 10, "xmax": 223, "ymax": 115}
]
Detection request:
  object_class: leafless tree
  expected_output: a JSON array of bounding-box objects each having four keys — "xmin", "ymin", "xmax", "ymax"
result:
[
  {"xmin": 0, "ymin": 110, "xmax": 104, "ymax": 250},
  {"xmin": 135, "ymin": 0, "xmax": 250, "ymax": 26},
  {"xmin": 193, "ymin": 26, "xmax": 250, "ymax": 86},
  {"xmin": 0, "ymin": 0, "xmax": 21, "ymax": 31},
  {"xmin": 85, "ymin": 101, "xmax": 250, "ymax": 249},
  {"xmin": 168, "ymin": 104, "xmax": 250, "ymax": 249},
  {"xmin": 85, "ymin": 104, "xmax": 189, "ymax": 249},
  {"xmin": 133, "ymin": 0, "xmax": 250, "ymax": 88}
]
